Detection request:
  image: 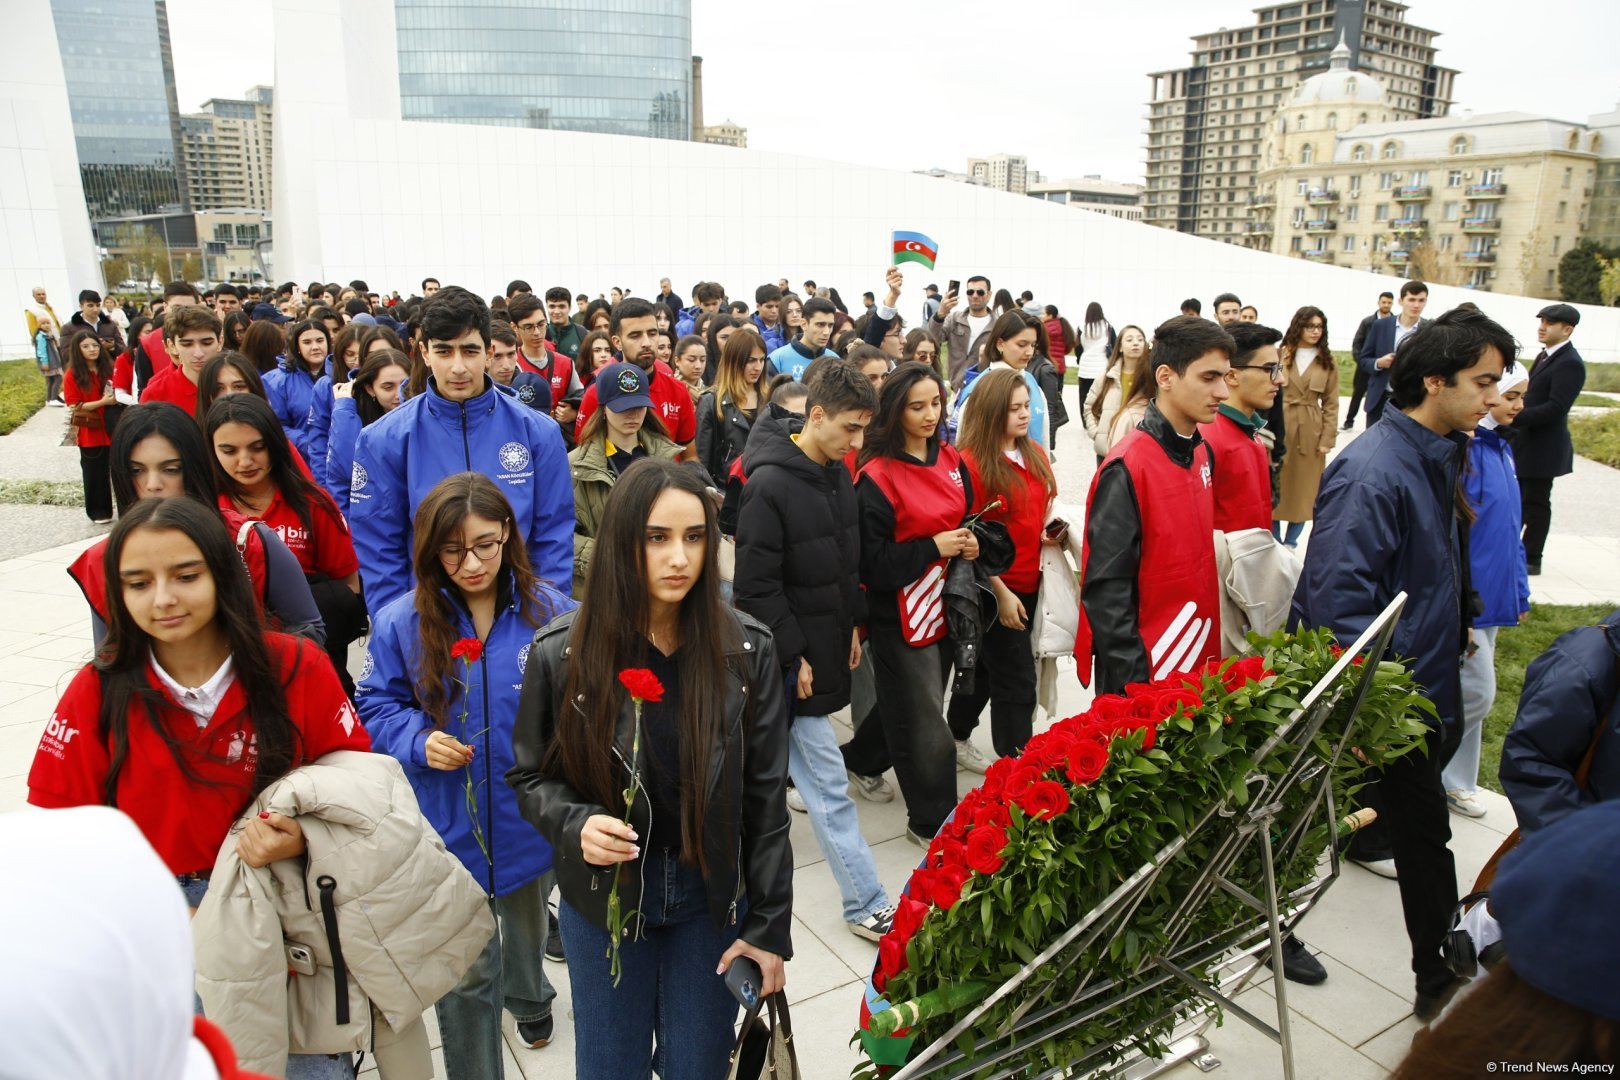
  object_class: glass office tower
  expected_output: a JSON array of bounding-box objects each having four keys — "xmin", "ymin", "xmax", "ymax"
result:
[
  {"xmin": 395, "ymin": 0, "xmax": 692, "ymax": 139},
  {"xmin": 49, "ymin": 0, "xmax": 188, "ymax": 218}
]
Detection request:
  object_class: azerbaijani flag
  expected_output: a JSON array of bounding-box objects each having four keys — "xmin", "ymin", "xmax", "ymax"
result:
[{"xmin": 892, "ymin": 230, "xmax": 939, "ymax": 270}]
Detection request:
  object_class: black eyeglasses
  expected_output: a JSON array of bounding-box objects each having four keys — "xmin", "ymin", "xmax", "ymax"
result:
[
  {"xmin": 438, "ymin": 530, "xmax": 508, "ymax": 569},
  {"xmin": 1304, "ymin": 322, "xmax": 1325, "ymax": 329},
  {"xmin": 1233, "ymin": 363, "xmax": 1286, "ymax": 380}
]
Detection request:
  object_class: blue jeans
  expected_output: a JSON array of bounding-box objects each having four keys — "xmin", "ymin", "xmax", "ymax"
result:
[
  {"xmin": 1271, "ymin": 520, "xmax": 1306, "ymax": 546},
  {"xmin": 789, "ymin": 712, "xmax": 890, "ymax": 922},
  {"xmin": 560, "ymin": 850, "xmax": 740, "ymax": 1080},
  {"xmin": 436, "ymin": 871, "xmax": 557, "ymax": 1080},
  {"xmin": 179, "ymin": 876, "xmax": 355, "ymax": 1080}
]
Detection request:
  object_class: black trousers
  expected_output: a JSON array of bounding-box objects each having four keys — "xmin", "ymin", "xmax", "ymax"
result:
[
  {"xmin": 1345, "ymin": 720, "xmax": 1461, "ymax": 996},
  {"xmin": 946, "ymin": 588, "xmax": 1038, "ymax": 759},
  {"xmin": 79, "ymin": 445, "xmax": 112, "ymax": 521},
  {"xmin": 1344, "ymin": 366, "xmax": 1369, "ymax": 424},
  {"xmin": 305, "ymin": 574, "xmax": 367, "ymax": 698},
  {"xmin": 841, "ymin": 627, "xmax": 955, "ymax": 837},
  {"xmin": 1518, "ymin": 476, "xmax": 1555, "ymax": 565}
]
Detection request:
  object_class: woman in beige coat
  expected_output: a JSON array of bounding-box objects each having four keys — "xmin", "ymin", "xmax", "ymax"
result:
[
  {"xmin": 1273, "ymin": 306, "xmax": 1339, "ymax": 547},
  {"xmin": 1084, "ymin": 325, "xmax": 1150, "ymax": 460}
]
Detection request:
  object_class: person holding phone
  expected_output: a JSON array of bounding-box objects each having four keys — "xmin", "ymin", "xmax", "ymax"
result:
[
  {"xmin": 927, "ymin": 274, "xmax": 996, "ymax": 389},
  {"xmin": 508, "ymin": 458, "xmax": 792, "ymax": 1080}
]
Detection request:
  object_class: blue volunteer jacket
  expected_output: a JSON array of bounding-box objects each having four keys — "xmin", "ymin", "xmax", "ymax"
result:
[
  {"xmin": 766, "ymin": 340, "xmax": 836, "ymax": 383},
  {"xmin": 325, "ymin": 396, "xmax": 362, "ymax": 517},
  {"xmin": 305, "ymin": 361, "xmax": 353, "ymax": 498},
  {"xmin": 357, "ymin": 578, "xmax": 576, "ymax": 895},
  {"xmin": 1289, "ymin": 408, "xmax": 1468, "ymax": 727},
  {"xmin": 1466, "ymin": 426, "xmax": 1531, "ymax": 629},
  {"xmin": 751, "ymin": 314, "xmax": 786, "ymax": 354},
  {"xmin": 350, "ymin": 376, "xmax": 573, "ymax": 617},
  {"xmin": 949, "ymin": 364, "xmax": 1049, "ymax": 450},
  {"xmin": 263, "ymin": 359, "xmax": 320, "ymax": 457}
]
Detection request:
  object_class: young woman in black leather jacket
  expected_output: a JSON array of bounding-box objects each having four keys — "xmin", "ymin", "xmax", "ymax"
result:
[{"xmin": 507, "ymin": 457, "xmax": 792, "ymax": 1080}]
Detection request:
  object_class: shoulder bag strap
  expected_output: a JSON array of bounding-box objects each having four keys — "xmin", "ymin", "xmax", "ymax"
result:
[{"xmin": 765, "ymin": 993, "xmax": 801, "ymax": 1079}]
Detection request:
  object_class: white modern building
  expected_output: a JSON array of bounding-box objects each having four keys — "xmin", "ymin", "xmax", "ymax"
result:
[
  {"xmin": 270, "ymin": 0, "xmax": 1620, "ymax": 362},
  {"xmin": 1, "ymin": 1, "xmax": 100, "ymax": 357},
  {"xmin": 1028, "ymin": 178, "xmax": 1145, "ymax": 222}
]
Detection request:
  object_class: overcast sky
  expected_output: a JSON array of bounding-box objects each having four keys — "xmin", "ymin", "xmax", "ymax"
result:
[{"xmin": 167, "ymin": 0, "xmax": 1619, "ymax": 185}]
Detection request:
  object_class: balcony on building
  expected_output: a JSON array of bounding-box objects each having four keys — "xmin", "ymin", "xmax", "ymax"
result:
[
  {"xmin": 1465, "ymin": 183, "xmax": 1507, "ymax": 198},
  {"xmin": 1248, "ymin": 191, "xmax": 1276, "ymax": 207},
  {"xmin": 1306, "ymin": 189, "xmax": 1340, "ymax": 205},
  {"xmin": 1301, "ymin": 249, "xmax": 1335, "ymax": 262},
  {"xmin": 1461, "ymin": 217, "xmax": 1501, "ymax": 232},
  {"xmin": 1387, "ymin": 248, "xmax": 1411, "ymax": 265},
  {"xmin": 1303, "ymin": 219, "xmax": 1338, "ymax": 232},
  {"xmin": 1394, "ymin": 185, "xmax": 1432, "ymax": 201},
  {"xmin": 1391, "ymin": 218, "xmax": 1428, "ymax": 234},
  {"xmin": 1459, "ymin": 250, "xmax": 1498, "ymax": 263},
  {"xmin": 1244, "ymin": 221, "xmax": 1274, "ymax": 234}
]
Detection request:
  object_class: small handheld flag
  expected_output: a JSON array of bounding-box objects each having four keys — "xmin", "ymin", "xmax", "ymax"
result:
[{"xmin": 892, "ymin": 230, "xmax": 939, "ymax": 270}]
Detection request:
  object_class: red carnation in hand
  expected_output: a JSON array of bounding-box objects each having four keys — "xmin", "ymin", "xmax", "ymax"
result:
[
  {"xmin": 965, "ymin": 824, "xmax": 1009, "ymax": 875},
  {"xmin": 450, "ymin": 638, "xmax": 483, "ymax": 663},
  {"xmin": 1016, "ymin": 780, "xmax": 1072, "ymax": 821},
  {"xmin": 617, "ymin": 668, "xmax": 665, "ymax": 702},
  {"xmin": 1064, "ymin": 739, "xmax": 1110, "ymax": 786}
]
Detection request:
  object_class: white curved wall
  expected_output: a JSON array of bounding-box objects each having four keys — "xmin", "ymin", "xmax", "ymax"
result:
[{"xmin": 274, "ymin": 0, "xmax": 1620, "ymax": 363}]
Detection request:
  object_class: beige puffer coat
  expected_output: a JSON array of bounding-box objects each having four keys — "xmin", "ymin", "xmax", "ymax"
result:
[{"xmin": 192, "ymin": 751, "xmax": 495, "ymax": 1077}]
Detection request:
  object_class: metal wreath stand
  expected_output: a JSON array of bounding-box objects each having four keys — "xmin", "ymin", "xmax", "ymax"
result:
[{"xmin": 886, "ymin": 593, "xmax": 1408, "ymax": 1080}]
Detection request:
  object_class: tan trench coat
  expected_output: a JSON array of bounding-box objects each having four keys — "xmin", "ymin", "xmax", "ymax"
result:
[{"xmin": 1275, "ymin": 349, "xmax": 1340, "ymax": 521}]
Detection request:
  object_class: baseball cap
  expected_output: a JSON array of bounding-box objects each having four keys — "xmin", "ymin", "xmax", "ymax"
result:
[{"xmin": 596, "ymin": 361, "xmax": 654, "ymax": 413}]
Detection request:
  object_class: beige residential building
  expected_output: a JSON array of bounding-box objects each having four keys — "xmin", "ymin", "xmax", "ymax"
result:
[
  {"xmin": 1144, "ymin": 1, "xmax": 1456, "ymax": 242},
  {"xmin": 697, "ymin": 120, "xmax": 747, "ymax": 148},
  {"xmin": 968, "ymin": 154, "xmax": 1029, "ymax": 194},
  {"xmin": 1250, "ymin": 42, "xmax": 1601, "ymax": 298},
  {"xmin": 181, "ymin": 86, "xmax": 274, "ymax": 211},
  {"xmin": 1028, "ymin": 177, "xmax": 1144, "ymax": 221}
]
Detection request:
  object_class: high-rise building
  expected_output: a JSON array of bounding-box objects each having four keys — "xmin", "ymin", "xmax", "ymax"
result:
[
  {"xmin": 968, "ymin": 154, "xmax": 1029, "ymax": 194},
  {"xmin": 1144, "ymin": 0, "xmax": 1457, "ymax": 242},
  {"xmin": 49, "ymin": 0, "xmax": 188, "ymax": 219},
  {"xmin": 394, "ymin": 0, "xmax": 692, "ymax": 139},
  {"xmin": 181, "ymin": 86, "xmax": 274, "ymax": 211}
]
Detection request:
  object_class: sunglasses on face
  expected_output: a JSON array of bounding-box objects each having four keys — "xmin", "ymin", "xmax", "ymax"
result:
[{"xmin": 965, "ymin": 289, "xmax": 987, "ymax": 297}]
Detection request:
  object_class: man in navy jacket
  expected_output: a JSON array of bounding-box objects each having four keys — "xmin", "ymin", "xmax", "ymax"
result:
[
  {"xmin": 1355, "ymin": 280, "xmax": 1428, "ymax": 424},
  {"xmin": 350, "ymin": 286, "xmax": 573, "ymax": 617},
  {"xmin": 1513, "ymin": 303, "xmax": 1586, "ymax": 575},
  {"xmin": 1292, "ymin": 306, "xmax": 1517, "ymax": 1022}
]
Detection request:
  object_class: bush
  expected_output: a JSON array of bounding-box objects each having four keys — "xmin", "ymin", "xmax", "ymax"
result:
[
  {"xmin": 1572, "ymin": 410, "xmax": 1620, "ymax": 470},
  {"xmin": 1585, "ymin": 363, "xmax": 1620, "ymax": 394},
  {"xmin": 0, "ymin": 357, "xmax": 46, "ymax": 435}
]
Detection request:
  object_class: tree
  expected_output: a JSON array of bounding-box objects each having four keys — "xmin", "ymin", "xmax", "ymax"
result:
[
  {"xmin": 178, "ymin": 254, "xmax": 203, "ymax": 283},
  {"xmin": 1406, "ymin": 236, "xmax": 1461, "ymax": 288},
  {"xmin": 100, "ymin": 257, "xmax": 131, "ymax": 291},
  {"xmin": 1558, "ymin": 239, "xmax": 1616, "ymax": 304},
  {"xmin": 1598, "ymin": 254, "xmax": 1620, "ymax": 309}
]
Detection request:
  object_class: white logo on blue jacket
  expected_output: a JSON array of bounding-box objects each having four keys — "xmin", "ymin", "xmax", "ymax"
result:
[{"xmin": 498, "ymin": 441, "xmax": 531, "ymax": 473}]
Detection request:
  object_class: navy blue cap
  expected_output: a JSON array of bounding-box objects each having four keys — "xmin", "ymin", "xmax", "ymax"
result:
[
  {"xmin": 1494, "ymin": 799, "xmax": 1620, "ymax": 1019},
  {"xmin": 250, "ymin": 302, "xmax": 291, "ymax": 325},
  {"xmin": 596, "ymin": 361, "xmax": 654, "ymax": 413}
]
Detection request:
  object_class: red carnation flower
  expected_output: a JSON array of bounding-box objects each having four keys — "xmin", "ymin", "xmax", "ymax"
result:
[
  {"xmin": 965, "ymin": 824, "xmax": 1008, "ymax": 875},
  {"xmin": 1064, "ymin": 739, "xmax": 1110, "ymax": 786},
  {"xmin": 891, "ymin": 894, "xmax": 930, "ymax": 944},
  {"xmin": 1016, "ymin": 779, "xmax": 1072, "ymax": 821},
  {"xmin": 617, "ymin": 668, "xmax": 665, "ymax": 703},
  {"xmin": 450, "ymin": 638, "xmax": 483, "ymax": 663}
]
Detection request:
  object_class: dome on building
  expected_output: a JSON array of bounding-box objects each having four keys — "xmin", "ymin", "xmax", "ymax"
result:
[{"xmin": 1292, "ymin": 34, "xmax": 1386, "ymax": 106}]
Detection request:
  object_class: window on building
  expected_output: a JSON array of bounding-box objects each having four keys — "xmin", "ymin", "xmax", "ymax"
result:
[
  {"xmin": 1348, "ymin": 175, "xmax": 1362, "ymax": 195},
  {"xmin": 1546, "ymin": 270, "xmax": 1556, "ymax": 291},
  {"xmin": 1291, "ymin": 236, "xmax": 1304, "ymax": 251},
  {"xmin": 1375, "ymin": 204, "xmax": 1390, "ymax": 221},
  {"xmin": 1300, "ymin": 144, "xmax": 1314, "ymax": 164},
  {"xmin": 1447, "ymin": 169, "xmax": 1464, "ymax": 187},
  {"xmin": 1409, "ymin": 170, "xmax": 1428, "ymax": 186},
  {"xmin": 1443, "ymin": 202, "xmax": 1459, "ymax": 221},
  {"xmin": 1346, "ymin": 204, "xmax": 1359, "ymax": 222},
  {"xmin": 1438, "ymin": 234, "xmax": 1452, "ymax": 252},
  {"xmin": 1451, "ymin": 136, "xmax": 1468, "ymax": 154},
  {"xmin": 1344, "ymin": 235, "xmax": 1357, "ymax": 253},
  {"xmin": 1326, "ymin": 111, "xmax": 1339, "ymax": 129},
  {"xmin": 1553, "ymin": 235, "xmax": 1562, "ymax": 254},
  {"xmin": 1382, "ymin": 141, "xmax": 1399, "ymax": 159},
  {"xmin": 1557, "ymin": 201, "xmax": 1567, "ymax": 222},
  {"xmin": 1352, "ymin": 143, "xmax": 1369, "ymax": 162},
  {"xmin": 1563, "ymin": 167, "xmax": 1573, "ymax": 189},
  {"xmin": 1378, "ymin": 172, "xmax": 1396, "ymax": 190},
  {"xmin": 1358, "ymin": 112, "xmax": 1369, "ymax": 124},
  {"xmin": 1297, "ymin": 179, "xmax": 1310, "ymax": 195},
  {"xmin": 1481, "ymin": 167, "xmax": 1503, "ymax": 185}
]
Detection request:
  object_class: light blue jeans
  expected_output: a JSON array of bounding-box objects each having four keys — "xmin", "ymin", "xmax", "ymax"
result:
[
  {"xmin": 1445, "ymin": 626, "xmax": 1498, "ymax": 796},
  {"xmin": 789, "ymin": 713, "xmax": 890, "ymax": 922}
]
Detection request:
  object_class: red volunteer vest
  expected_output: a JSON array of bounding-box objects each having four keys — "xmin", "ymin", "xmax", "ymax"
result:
[
  {"xmin": 1199, "ymin": 410, "xmax": 1274, "ymax": 535},
  {"xmin": 1074, "ymin": 428, "xmax": 1219, "ymax": 685},
  {"xmin": 861, "ymin": 444, "xmax": 967, "ymax": 647},
  {"xmin": 67, "ymin": 510, "xmax": 271, "ymax": 624}
]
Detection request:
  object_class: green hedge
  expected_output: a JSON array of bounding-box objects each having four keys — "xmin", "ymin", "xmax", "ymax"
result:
[{"xmin": 0, "ymin": 357, "xmax": 46, "ymax": 435}]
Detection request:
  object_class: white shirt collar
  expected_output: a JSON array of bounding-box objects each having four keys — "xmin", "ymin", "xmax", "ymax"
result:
[
  {"xmin": 1542, "ymin": 339, "xmax": 1569, "ymax": 359},
  {"xmin": 149, "ymin": 650, "xmax": 236, "ymax": 727}
]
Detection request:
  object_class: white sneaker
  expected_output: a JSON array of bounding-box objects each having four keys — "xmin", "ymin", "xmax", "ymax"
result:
[
  {"xmin": 847, "ymin": 904, "xmax": 896, "ymax": 943},
  {"xmin": 47, "ymin": 399, "xmax": 65, "ymax": 407},
  {"xmin": 1446, "ymin": 789, "xmax": 1487, "ymax": 819},
  {"xmin": 955, "ymin": 739, "xmax": 990, "ymax": 775},
  {"xmin": 848, "ymin": 770, "xmax": 895, "ymax": 803},
  {"xmin": 786, "ymin": 786, "xmax": 807, "ymax": 814}
]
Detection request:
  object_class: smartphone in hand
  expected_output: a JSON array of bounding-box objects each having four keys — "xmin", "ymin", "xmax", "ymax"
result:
[{"xmin": 725, "ymin": 956, "xmax": 763, "ymax": 1008}]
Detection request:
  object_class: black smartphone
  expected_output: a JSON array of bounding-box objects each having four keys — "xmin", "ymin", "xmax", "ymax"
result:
[
  {"xmin": 725, "ymin": 956, "xmax": 763, "ymax": 1008},
  {"xmin": 947, "ymin": 279, "xmax": 960, "ymax": 298},
  {"xmin": 1044, "ymin": 517, "xmax": 1068, "ymax": 539}
]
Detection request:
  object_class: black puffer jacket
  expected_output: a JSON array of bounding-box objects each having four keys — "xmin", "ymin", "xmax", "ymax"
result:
[
  {"xmin": 506, "ymin": 608, "xmax": 794, "ymax": 960},
  {"xmin": 733, "ymin": 407, "xmax": 864, "ymax": 715}
]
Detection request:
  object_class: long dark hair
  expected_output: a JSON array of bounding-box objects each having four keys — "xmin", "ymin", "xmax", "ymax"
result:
[
  {"xmin": 1085, "ymin": 301, "xmax": 1107, "ymax": 335},
  {"xmin": 858, "ymin": 362, "xmax": 946, "ymax": 469},
  {"xmin": 109, "ymin": 402, "xmax": 220, "ymax": 513},
  {"xmin": 353, "ymin": 347, "xmax": 411, "ymax": 427},
  {"xmin": 204, "ymin": 394, "xmax": 338, "ymax": 537},
  {"xmin": 411, "ymin": 473, "xmax": 555, "ymax": 729},
  {"xmin": 222, "ymin": 309, "xmax": 252, "ymax": 351},
  {"xmin": 556, "ymin": 458, "xmax": 742, "ymax": 871},
  {"xmin": 329, "ymin": 323, "xmax": 362, "ymax": 386},
  {"xmin": 195, "ymin": 351, "xmax": 269, "ymax": 423},
  {"xmin": 1280, "ymin": 306, "xmax": 1336, "ymax": 372},
  {"xmin": 576, "ymin": 330, "xmax": 613, "ymax": 387},
  {"xmin": 284, "ymin": 319, "xmax": 330, "ymax": 378},
  {"xmin": 94, "ymin": 496, "xmax": 300, "ymax": 807},
  {"xmin": 239, "ymin": 321, "xmax": 284, "ymax": 375},
  {"xmin": 64, "ymin": 329, "xmax": 112, "ymax": 392}
]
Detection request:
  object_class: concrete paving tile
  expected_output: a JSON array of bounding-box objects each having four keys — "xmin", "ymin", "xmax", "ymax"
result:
[
  {"xmin": 1356, "ymin": 1014, "xmax": 1426, "ymax": 1072},
  {"xmin": 0, "ymin": 652, "xmax": 79, "ymax": 691},
  {"xmin": 0, "ymin": 687, "xmax": 55, "ymax": 728},
  {"xmin": 0, "ymin": 719, "xmax": 45, "ymax": 779},
  {"xmin": 787, "ymin": 842, "xmax": 885, "ymax": 980},
  {"xmin": 784, "ymin": 913, "xmax": 865, "ymax": 1006},
  {"xmin": 1291, "ymin": 862, "xmax": 1416, "ymax": 999},
  {"xmin": 786, "ymin": 982, "xmax": 869, "ymax": 1079},
  {"xmin": 1158, "ymin": 985, "xmax": 1386, "ymax": 1080},
  {"xmin": 0, "ymin": 774, "xmax": 28, "ymax": 812},
  {"xmin": 16, "ymin": 634, "xmax": 95, "ymax": 665},
  {"xmin": 1249, "ymin": 950, "xmax": 1417, "ymax": 1048}
]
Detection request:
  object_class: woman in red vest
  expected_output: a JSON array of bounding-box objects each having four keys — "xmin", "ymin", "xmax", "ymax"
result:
[
  {"xmin": 948, "ymin": 368, "xmax": 1057, "ymax": 761},
  {"xmin": 840, "ymin": 363, "xmax": 978, "ymax": 845},
  {"xmin": 62, "ymin": 329, "xmax": 117, "ymax": 524}
]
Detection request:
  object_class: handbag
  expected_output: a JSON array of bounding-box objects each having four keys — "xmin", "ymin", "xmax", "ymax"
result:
[
  {"xmin": 68, "ymin": 405, "xmax": 105, "ymax": 430},
  {"xmin": 726, "ymin": 992, "xmax": 799, "ymax": 1080}
]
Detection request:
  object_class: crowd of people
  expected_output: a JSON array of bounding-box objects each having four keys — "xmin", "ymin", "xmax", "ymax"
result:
[{"xmin": 12, "ymin": 267, "xmax": 1616, "ymax": 1079}]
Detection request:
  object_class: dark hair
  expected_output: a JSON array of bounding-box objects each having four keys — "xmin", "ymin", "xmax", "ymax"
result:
[
  {"xmin": 957, "ymin": 367, "xmax": 1055, "ymax": 513},
  {"xmin": 1280, "ymin": 307, "xmax": 1335, "ymax": 372},
  {"xmin": 507, "ymin": 293, "xmax": 544, "ymax": 326},
  {"xmin": 196, "ymin": 352, "xmax": 269, "ymax": 422},
  {"xmin": 754, "ymin": 284, "xmax": 782, "ymax": 306},
  {"xmin": 1391, "ymin": 962, "xmax": 1620, "ymax": 1079},
  {"xmin": 859, "ymin": 362, "xmax": 946, "ymax": 468},
  {"xmin": 221, "ymin": 308, "xmax": 252, "ymax": 351},
  {"xmin": 806, "ymin": 356, "xmax": 878, "ymax": 417},
  {"xmin": 694, "ymin": 282, "xmax": 725, "ymax": 304},
  {"xmin": 1213, "ymin": 292, "xmax": 1242, "ymax": 310},
  {"xmin": 1151, "ymin": 315, "xmax": 1235, "ymax": 375},
  {"xmin": 421, "ymin": 277, "xmax": 439, "ymax": 292},
  {"xmin": 1180, "ymin": 298, "xmax": 1203, "ymax": 315},
  {"xmin": 985, "ymin": 310, "xmax": 1039, "ymax": 368},
  {"xmin": 1099, "ymin": 325, "xmax": 1154, "ymax": 422},
  {"xmin": 544, "ymin": 286, "xmax": 571, "ymax": 306},
  {"xmin": 583, "ymin": 298, "xmax": 613, "ymax": 333},
  {"xmin": 204, "ymin": 394, "xmax": 340, "ymax": 539},
  {"xmin": 348, "ymin": 279, "xmax": 369, "ymax": 293},
  {"xmin": 992, "ymin": 288, "xmax": 1016, "ymax": 315},
  {"xmin": 1226, "ymin": 322, "xmax": 1284, "ymax": 366},
  {"xmin": 674, "ymin": 333, "xmax": 706, "ymax": 366},
  {"xmin": 862, "ymin": 292, "xmax": 876, "ymax": 304},
  {"xmin": 284, "ymin": 319, "xmax": 331, "ymax": 377},
  {"xmin": 356, "ymin": 323, "xmax": 404, "ymax": 362},
  {"xmin": 488, "ymin": 321, "xmax": 518, "ymax": 349},
  {"xmin": 109, "ymin": 402, "xmax": 219, "ymax": 513},
  {"xmin": 163, "ymin": 305, "xmax": 223, "ymax": 343},
  {"xmin": 237, "ymin": 320, "xmax": 283, "ymax": 375},
  {"xmin": 802, "ymin": 297, "xmax": 836, "ymax": 323},
  {"xmin": 826, "ymin": 287, "xmax": 849, "ymax": 315},
  {"xmin": 353, "ymin": 347, "xmax": 412, "ymax": 427},
  {"xmin": 163, "ymin": 281, "xmax": 199, "ymax": 302},
  {"xmin": 505, "ymin": 279, "xmax": 531, "ymax": 297},
  {"xmin": 1379, "ymin": 291, "xmax": 1395, "ymax": 301},
  {"xmin": 903, "ymin": 329, "xmax": 937, "ymax": 364},
  {"xmin": 343, "ymin": 298, "xmax": 370, "ymax": 318},
  {"xmin": 94, "ymin": 496, "xmax": 300, "ymax": 807},
  {"xmin": 575, "ymin": 330, "xmax": 614, "ymax": 386},
  {"xmin": 420, "ymin": 285, "xmax": 491, "ymax": 346},
  {"xmin": 966, "ymin": 274, "xmax": 990, "ymax": 291},
  {"xmin": 727, "ymin": 300, "xmax": 750, "ymax": 318},
  {"xmin": 767, "ymin": 376, "xmax": 807, "ymax": 407},
  {"xmin": 1387, "ymin": 306, "xmax": 1517, "ymax": 411},
  {"xmin": 214, "ymin": 284, "xmax": 240, "ymax": 301},
  {"xmin": 715, "ymin": 322, "xmax": 766, "ymax": 407},
  {"xmin": 1400, "ymin": 279, "xmax": 1429, "ymax": 299},
  {"xmin": 610, "ymin": 297, "xmax": 657, "ymax": 337},
  {"xmin": 64, "ymin": 329, "xmax": 112, "ymax": 393},
  {"xmin": 1240, "ymin": 305, "xmax": 1258, "ymax": 318},
  {"xmin": 557, "ymin": 458, "xmax": 742, "ymax": 873},
  {"xmin": 410, "ymin": 473, "xmax": 555, "ymax": 729},
  {"xmin": 79, "ymin": 288, "xmax": 101, "ymax": 305}
]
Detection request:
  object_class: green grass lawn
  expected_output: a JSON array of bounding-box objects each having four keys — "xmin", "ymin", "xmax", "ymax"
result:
[
  {"xmin": 1572, "ymin": 410, "xmax": 1620, "ymax": 469},
  {"xmin": 1478, "ymin": 604, "xmax": 1616, "ymax": 795},
  {"xmin": 0, "ymin": 357, "xmax": 45, "ymax": 435},
  {"xmin": 1575, "ymin": 393, "xmax": 1619, "ymax": 409},
  {"xmin": 1585, "ymin": 363, "xmax": 1620, "ymax": 394}
]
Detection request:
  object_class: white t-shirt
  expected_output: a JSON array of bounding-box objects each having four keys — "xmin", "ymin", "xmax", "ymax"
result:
[
  {"xmin": 966, "ymin": 312, "xmax": 992, "ymax": 359},
  {"xmin": 1294, "ymin": 346, "xmax": 1318, "ymax": 377}
]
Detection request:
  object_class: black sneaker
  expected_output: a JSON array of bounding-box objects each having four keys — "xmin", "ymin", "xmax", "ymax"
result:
[
  {"xmin": 517, "ymin": 1013, "xmax": 553, "ymax": 1048},
  {"xmin": 1266, "ymin": 935, "xmax": 1328, "ymax": 985},
  {"xmin": 545, "ymin": 906, "xmax": 565, "ymax": 963},
  {"xmin": 1414, "ymin": 976, "xmax": 1469, "ymax": 1023}
]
